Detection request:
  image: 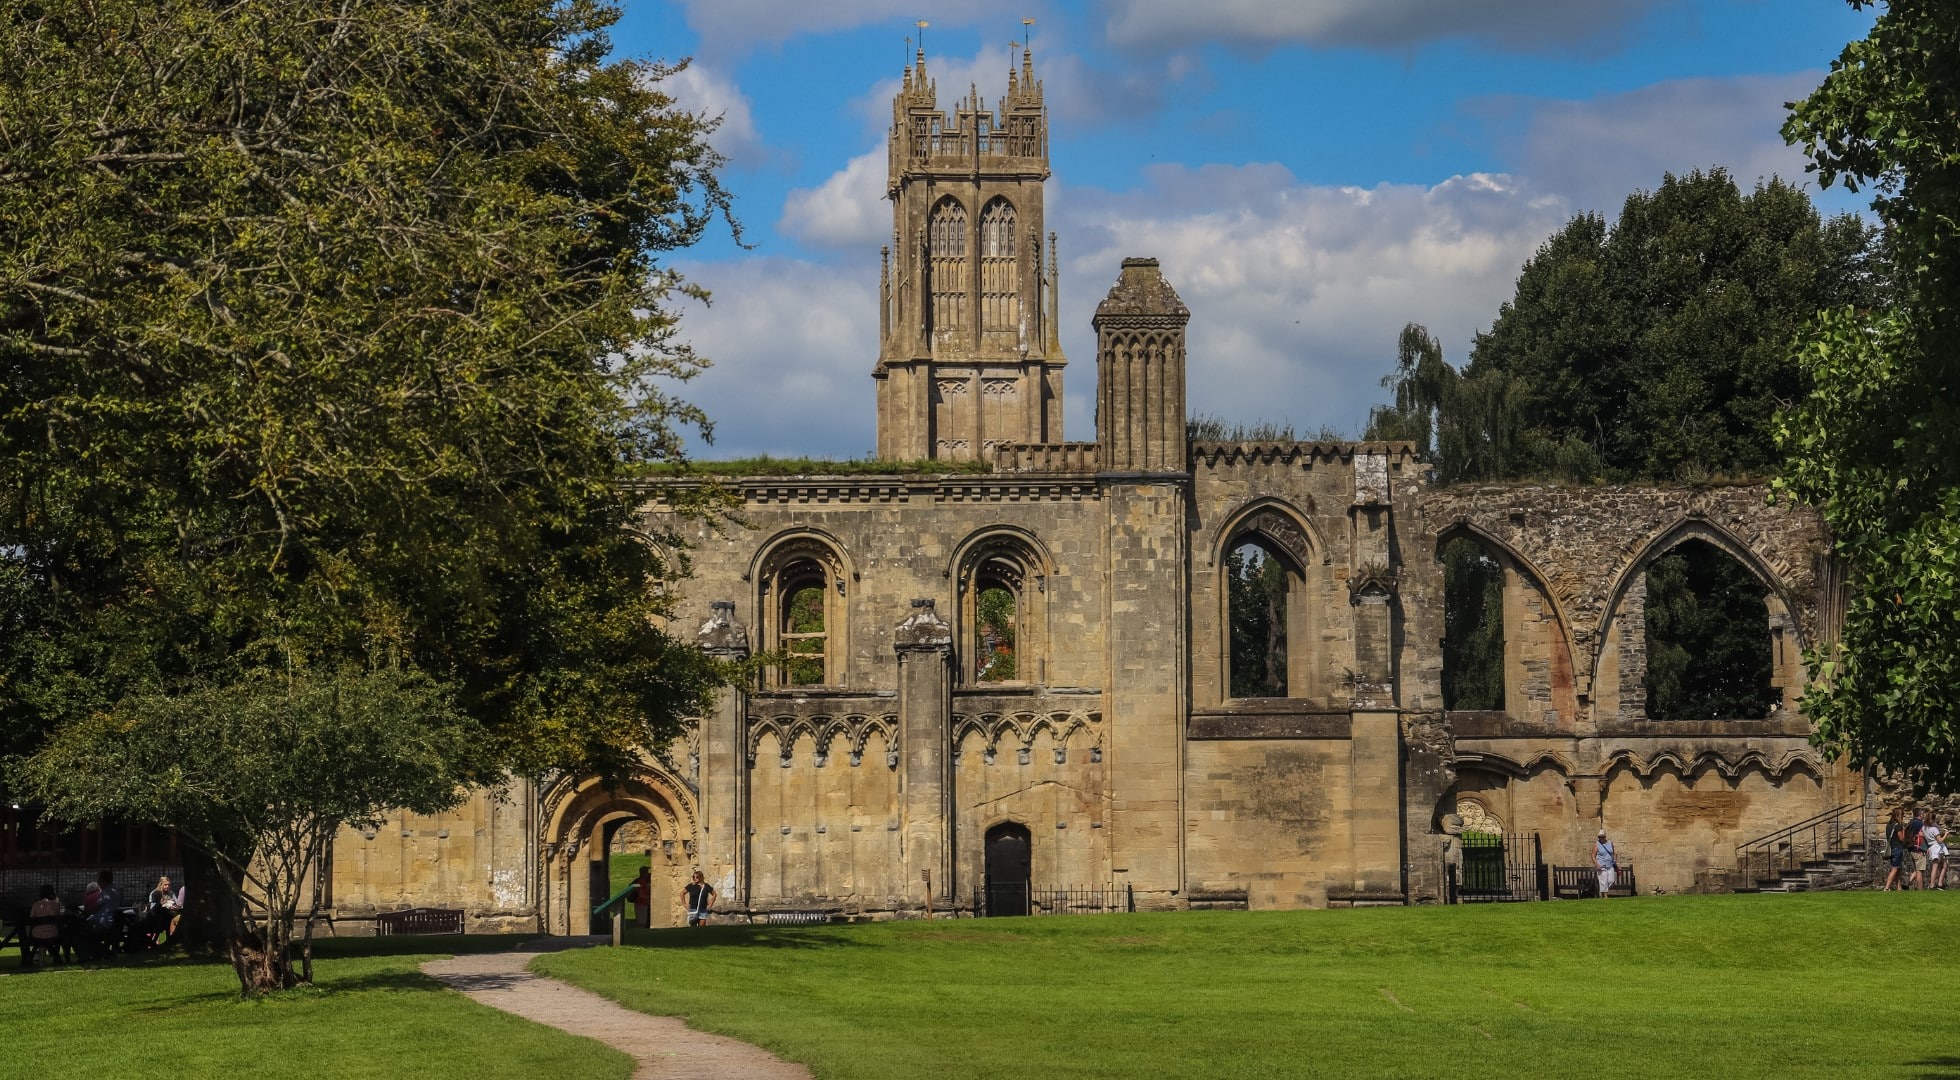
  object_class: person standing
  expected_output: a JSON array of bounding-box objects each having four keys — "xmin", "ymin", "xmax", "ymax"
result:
[
  {"xmin": 1906, "ymin": 807, "xmax": 1931, "ymax": 891},
  {"xmin": 1594, "ymin": 829, "xmax": 1618, "ymax": 898},
  {"xmin": 1884, "ymin": 808, "xmax": 1908, "ymax": 890},
  {"xmin": 1925, "ymin": 810, "xmax": 1947, "ymax": 891},
  {"xmin": 683, "ymin": 870, "xmax": 715, "ymax": 927}
]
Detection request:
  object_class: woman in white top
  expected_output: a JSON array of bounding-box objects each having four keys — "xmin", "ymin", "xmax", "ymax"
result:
[{"xmin": 1927, "ymin": 811, "xmax": 1947, "ymax": 891}]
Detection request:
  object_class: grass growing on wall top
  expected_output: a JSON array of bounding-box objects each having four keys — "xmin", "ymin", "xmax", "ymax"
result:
[
  {"xmin": 630, "ymin": 456, "xmax": 993, "ymax": 478},
  {"xmin": 536, "ymin": 892, "xmax": 1953, "ymax": 1080}
]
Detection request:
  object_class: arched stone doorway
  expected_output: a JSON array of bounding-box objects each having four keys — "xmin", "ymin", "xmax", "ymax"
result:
[{"xmin": 540, "ymin": 764, "xmax": 697, "ymax": 936}]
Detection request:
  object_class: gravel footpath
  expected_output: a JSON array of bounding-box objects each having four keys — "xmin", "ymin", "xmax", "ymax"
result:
[{"xmin": 422, "ymin": 944, "xmax": 812, "ymax": 1080}]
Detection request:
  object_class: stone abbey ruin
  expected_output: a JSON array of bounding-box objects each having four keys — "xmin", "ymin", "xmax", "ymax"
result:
[{"xmin": 325, "ymin": 48, "xmax": 1851, "ymax": 930}]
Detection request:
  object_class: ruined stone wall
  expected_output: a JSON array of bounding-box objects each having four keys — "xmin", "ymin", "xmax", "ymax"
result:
[
  {"xmin": 1413, "ymin": 481, "xmax": 1847, "ymax": 895},
  {"xmin": 328, "ymin": 776, "xmax": 538, "ymax": 933}
]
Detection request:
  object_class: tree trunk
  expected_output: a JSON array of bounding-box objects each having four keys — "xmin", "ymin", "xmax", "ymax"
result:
[{"xmin": 179, "ymin": 842, "xmax": 247, "ymax": 957}]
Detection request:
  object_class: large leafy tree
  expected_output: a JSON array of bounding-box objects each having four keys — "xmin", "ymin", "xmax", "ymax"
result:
[
  {"xmin": 0, "ymin": 0, "xmax": 734, "ymax": 984},
  {"xmin": 1370, "ymin": 172, "xmax": 1884, "ymax": 483},
  {"xmin": 1778, "ymin": 1, "xmax": 1960, "ymax": 790}
]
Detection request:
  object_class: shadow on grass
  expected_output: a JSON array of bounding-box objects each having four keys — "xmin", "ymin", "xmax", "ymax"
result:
[
  {"xmin": 616, "ymin": 925, "xmax": 874, "ymax": 952},
  {"xmin": 1914, "ymin": 1058, "xmax": 1960, "ymax": 1079},
  {"xmin": 308, "ymin": 933, "xmax": 535, "ymax": 960}
]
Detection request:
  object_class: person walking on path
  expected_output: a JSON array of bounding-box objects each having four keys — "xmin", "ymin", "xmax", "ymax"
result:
[
  {"xmin": 1905, "ymin": 808, "xmax": 1930, "ymax": 891},
  {"xmin": 1884, "ymin": 808, "xmax": 1908, "ymax": 890},
  {"xmin": 1594, "ymin": 829, "xmax": 1618, "ymax": 898},
  {"xmin": 683, "ymin": 870, "xmax": 716, "ymax": 927}
]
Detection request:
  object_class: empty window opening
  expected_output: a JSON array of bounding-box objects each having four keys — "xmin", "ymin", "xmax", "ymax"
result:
[
  {"xmin": 1643, "ymin": 539, "xmax": 1775, "ymax": 720},
  {"xmin": 1441, "ymin": 536, "xmax": 1505, "ymax": 712},
  {"xmin": 781, "ymin": 581, "xmax": 826, "ymax": 686},
  {"xmin": 974, "ymin": 584, "xmax": 1018, "ymax": 682},
  {"xmin": 1227, "ymin": 541, "xmax": 1288, "ymax": 698}
]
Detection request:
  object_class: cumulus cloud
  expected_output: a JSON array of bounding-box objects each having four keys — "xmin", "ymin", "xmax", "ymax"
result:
[
  {"xmin": 852, "ymin": 41, "xmax": 1178, "ymax": 135},
  {"xmin": 675, "ymin": 163, "xmax": 1571, "ymax": 457},
  {"xmin": 660, "ymin": 61, "xmax": 767, "ymax": 166},
  {"xmin": 1099, "ymin": 0, "xmax": 1672, "ymax": 53},
  {"xmin": 779, "ymin": 148, "xmax": 890, "ymax": 252},
  {"xmin": 1058, "ymin": 165, "xmax": 1570, "ymax": 437},
  {"xmin": 666, "ymin": 257, "xmax": 881, "ymax": 459},
  {"xmin": 674, "ymin": 0, "xmax": 998, "ymax": 57},
  {"xmin": 1474, "ymin": 72, "xmax": 1825, "ymax": 216}
]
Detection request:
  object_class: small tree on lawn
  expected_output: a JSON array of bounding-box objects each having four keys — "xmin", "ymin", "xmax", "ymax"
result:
[{"xmin": 17, "ymin": 668, "xmax": 486, "ymax": 994}]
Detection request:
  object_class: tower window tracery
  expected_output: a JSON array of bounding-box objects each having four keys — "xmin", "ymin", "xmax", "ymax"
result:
[
  {"xmin": 980, "ymin": 197, "xmax": 1020, "ymax": 340},
  {"xmin": 928, "ymin": 198, "xmax": 968, "ymax": 341}
]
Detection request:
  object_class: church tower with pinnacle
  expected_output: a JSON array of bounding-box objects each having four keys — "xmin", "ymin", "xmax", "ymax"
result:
[{"xmin": 873, "ymin": 44, "xmax": 1065, "ymax": 462}]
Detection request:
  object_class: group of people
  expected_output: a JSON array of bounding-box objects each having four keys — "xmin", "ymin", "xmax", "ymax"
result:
[
  {"xmin": 22, "ymin": 870, "xmax": 185, "ymax": 965},
  {"xmin": 1885, "ymin": 806, "xmax": 1948, "ymax": 891}
]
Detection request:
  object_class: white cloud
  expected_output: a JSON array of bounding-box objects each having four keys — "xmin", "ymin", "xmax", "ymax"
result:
[
  {"xmin": 1476, "ymin": 73, "xmax": 1826, "ymax": 216},
  {"xmin": 851, "ymin": 41, "xmax": 1177, "ymax": 135},
  {"xmin": 1055, "ymin": 165, "xmax": 1571, "ymax": 438},
  {"xmin": 660, "ymin": 61, "xmax": 767, "ymax": 166},
  {"xmin": 674, "ymin": 0, "xmax": 997, "ymax": 57},
  {"xmin": 666, "ymin": 257, "xmax": 881, "ymax": 459},
  {"xmin": 779, "ymin": 148, "xmax": 890, "ymax": 252},
  {"xmin": 1099, "ymin": 0, "xmax": 1672, "ymax": 53},
  {"xmin": 677, "ymin": 164, "xmax": 1570, "ymax": 458}
]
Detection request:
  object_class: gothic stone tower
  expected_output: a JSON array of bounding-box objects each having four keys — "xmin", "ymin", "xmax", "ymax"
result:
[{"xmin": 874, "ymin": 47, "xmax": 1066, "ymax": 462}]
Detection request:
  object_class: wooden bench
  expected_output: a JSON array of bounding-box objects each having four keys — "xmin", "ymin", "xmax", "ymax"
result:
[
  {"xmin": 373, "ymin": 907, "xmax": 466, "ymax": 936},
  {"xmin": 1551, "ymin": 865, "xmax": 1638, "ymax": 899}
]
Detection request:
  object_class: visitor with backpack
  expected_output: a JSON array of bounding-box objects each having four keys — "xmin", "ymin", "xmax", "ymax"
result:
[{"xmin": 1885, "ymin": 808, "xmax": 1908, "ymax": 891}]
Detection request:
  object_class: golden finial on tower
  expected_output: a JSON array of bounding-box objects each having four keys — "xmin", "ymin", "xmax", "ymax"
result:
[{"xmin": 915, "ymin": 19, "xmax": 929, "ymax": 59}]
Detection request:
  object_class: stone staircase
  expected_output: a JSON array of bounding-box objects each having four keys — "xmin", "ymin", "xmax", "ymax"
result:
[
  {"xmin": 1733, "ymin": 839, "xmax": 1869, "ymax": 893},
  {"xmin": 1730, "ymin": 803, "xmax": 1871, "ymax": 894}
]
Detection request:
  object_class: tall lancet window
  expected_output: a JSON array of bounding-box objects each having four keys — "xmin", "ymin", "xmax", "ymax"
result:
[
  {"xmin": 928, "ymin": 197, "xmax": 968, "ymax": 342},
  {"xmin": 979, "ymin": 198, "xmax": 1020, "ymax": 342}
]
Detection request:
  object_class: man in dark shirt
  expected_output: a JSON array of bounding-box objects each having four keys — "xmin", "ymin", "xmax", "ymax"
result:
[
  {"xmin": 1905, "ymin": 809, "xmax": 1930, "ymax": 890},
  {"xmin": 683, "ymin": 871, "xmax": 715, "ymax": 927}
]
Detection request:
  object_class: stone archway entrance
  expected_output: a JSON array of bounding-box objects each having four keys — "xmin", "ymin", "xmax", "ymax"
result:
[{"xmin": 540, "ymin": 765, "xmax": 697, "ymax": 936}]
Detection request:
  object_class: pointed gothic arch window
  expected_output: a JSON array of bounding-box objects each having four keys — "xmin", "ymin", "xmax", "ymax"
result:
[
  {"xmin": 955, "ymin": 530, "xmax": 1048, "ymax": 686},
  {"xmin": 979, "ymin": 197, "xmax": 1020, "ymax": 340},
  {"xmin": 758, "ymin": 537, "xmax": 849, "ymax": 688},
  {"xmin": 1441, "ymin": 535, "xmax": 1506, "ymax": 711},
  {"xmin": 928, "ymin": 197, "xmax": 968, "ymax": 341},
  {"xmin": 1215, "ymin": 508, "xmax": 1324, "ymax": 703},
  {"xmin": 1641, "ymin": 538, "xmax": 1776, "ymax": 720}
]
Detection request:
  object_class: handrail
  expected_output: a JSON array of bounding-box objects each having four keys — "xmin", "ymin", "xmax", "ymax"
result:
[
  {"xmin": 1734, "ymin": 802, "xmax": 1864, "ymax": 890},
  {"xmin": 1734, "ymin": 802, "xmax": 1861, "ymax": 854},
  {"xmin": 592, "ymin": 880, "xmax": 637, "ymax": 919}
]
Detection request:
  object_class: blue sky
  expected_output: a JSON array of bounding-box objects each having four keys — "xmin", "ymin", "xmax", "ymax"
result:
[{"xmin": 610, "ymin": 0, "xmax": 1876, "ymax": 459}]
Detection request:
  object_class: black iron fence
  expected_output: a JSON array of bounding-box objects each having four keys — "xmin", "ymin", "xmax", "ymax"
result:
[
  {"xmin": 1447, "ymin": 833, "xmax": 1547, "ymax": 903},
  {"xmin": 973, "ymin": 883, "xmax": 1135, "ymax": 917}
]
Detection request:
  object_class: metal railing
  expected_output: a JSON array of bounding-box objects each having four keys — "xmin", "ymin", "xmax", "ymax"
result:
[
  {"xmin": 1447, "ymin": 833, "xmax": 1547, "ymax": 903},
  {"xmin": 973, "ymin": 883, "xmax": 1134, "ymax": 918},
  {"xmin": 1734, "ymin": 803, "xmax": 1862, "ymax": 890}
]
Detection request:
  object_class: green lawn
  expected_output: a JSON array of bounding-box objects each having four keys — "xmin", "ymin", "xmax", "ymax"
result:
[
  {"xmin": 534, "ymin": 892, "xmax": 1957, "ymax": 1080},
  {"xmin": 0, "ymin": 936, "xmax": 631, "ymax": 1080}
]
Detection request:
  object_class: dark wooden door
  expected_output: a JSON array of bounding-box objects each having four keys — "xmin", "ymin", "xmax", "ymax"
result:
[{"xmin": 984, "ymin": 823, "xmax": 1031, "ymax": 917}]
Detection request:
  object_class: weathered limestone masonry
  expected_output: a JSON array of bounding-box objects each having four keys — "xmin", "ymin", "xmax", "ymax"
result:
[
  {"xmin": 1413, "ymin": 485, "xmax": 1853, "ymax": 893},
  {"xmin": 323, "ymin": 48, "xmax": 1853, "ymax": 930}
]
